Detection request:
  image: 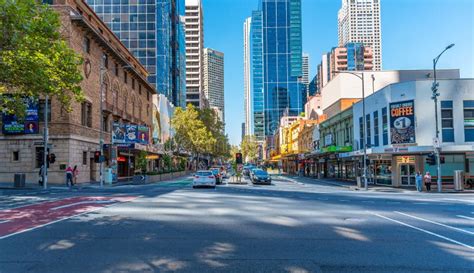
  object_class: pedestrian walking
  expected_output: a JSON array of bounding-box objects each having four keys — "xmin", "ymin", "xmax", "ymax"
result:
[
  {"xmin": 65, "ymin": 166, "xmax": 74, "ymax": 187},
  {"xmin": 72, "ymin": 165, "xmax": 79, "ymax": 185},
  {"xmin": 38, "ymin": 164, "xmax": 45, "ymax": 186},
  {"xmin": 424, "ymin": 172, "xmax": 432, "ymax": 192},
  {"xmin": 415, "ymin": 171, "xmax": 423, "ymax": 192}
]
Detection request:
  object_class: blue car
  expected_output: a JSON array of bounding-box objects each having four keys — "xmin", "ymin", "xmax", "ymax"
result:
[{"xmin": 251, "ymin": 169, "xmax": 271, "ymax": 185}]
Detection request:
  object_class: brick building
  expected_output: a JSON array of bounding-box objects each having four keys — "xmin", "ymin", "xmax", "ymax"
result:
[{"xmin": 0, "ymin": 0, "xmax": 155, "ymax": 184}]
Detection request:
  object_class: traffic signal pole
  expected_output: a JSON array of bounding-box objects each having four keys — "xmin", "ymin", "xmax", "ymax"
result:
[{"xmin": 43, "ymin": 95, "xmax": 49, "ymax": 190}]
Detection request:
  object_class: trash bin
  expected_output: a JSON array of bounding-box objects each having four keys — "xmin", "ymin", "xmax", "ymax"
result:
[
  {"xmin": 14, "ymin": 173, "xmax": 26, "ymax": 188},
  {"xmin": 453, "ymin": 170, "xmax": 464, "ymax": 191},
  {"xmin": 356, "ymin": 176, "xmax": 362, "ymax": 188}
]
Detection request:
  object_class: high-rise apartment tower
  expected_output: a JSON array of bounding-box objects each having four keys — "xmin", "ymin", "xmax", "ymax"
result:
[{"xmin": 338, "ymin": 0, "xmax": 382, "ymax": 70}]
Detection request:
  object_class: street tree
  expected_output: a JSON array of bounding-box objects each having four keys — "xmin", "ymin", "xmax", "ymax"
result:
[
  {"xmin": 171, "ymin": 104, "xmax": 216, "ymax": 169},
  {"xmin": 241, "ymin": 135, "xmax": 259, "ymax": 163},
  {"xmin": 0, "ymin": 0, "xmax": 83, "ymax": 115}
]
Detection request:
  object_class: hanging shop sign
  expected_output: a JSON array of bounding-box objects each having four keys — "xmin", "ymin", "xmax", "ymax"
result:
[
  {"xmin": 2, "ymin": 97, "xmax": 39, "ymax": 135},
  {"xmin": 389, "ymin": 100, "xmax": 416, "ymax": 145},
  {"xmin": 137, "ymin": 125, "xmax": 149, "ymax": 144},
  {"xmin": 396, "ymin": 156, "xmax": 416, "ymax": 164},
  {"xmin": 112, "ymin": 122, "xmax": 126, "ymax": 143}
]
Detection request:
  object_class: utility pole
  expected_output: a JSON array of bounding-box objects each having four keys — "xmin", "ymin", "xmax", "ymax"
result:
[
  {"xmin": 43, "ymin": 95, "xmax": 49, "ymax": 190},
  {"xmin": 431, "ymin": 44, "xmax": 454, "ymax": 193}
]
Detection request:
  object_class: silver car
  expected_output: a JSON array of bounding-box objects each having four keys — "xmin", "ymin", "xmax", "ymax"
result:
[{"xmin": 193, "ymin": 171, "xmax": 216, "ymax": 188}]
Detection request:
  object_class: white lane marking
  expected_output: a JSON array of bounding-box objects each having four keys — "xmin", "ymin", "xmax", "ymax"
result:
[
  {"xmin": 442, "ymin": 198, "xmax": 474, "ymax": 204},
  {"xmin": 394, "ymin": 211, "xmax": 474, "ymax": 236},
  {"xmin": 0, "ymin": 220, "xmax": 10, "ymax": 224},
  {"xmin": 457, "ymin": 215, "xmax": 474, "ymax": 221},
  {"xmin": 368, "ymin": 212, "xmax": 474, "ymax": 250},
  {"xmin": 362, "ymin": 201, "xmax": 375, "ymax": 203},
  {"xmin": 414, "ymin": 202, "xmax": 429, "ymax": 205},
  {"xmin": 50, "ymin": 200, "xmax": 115, "ymax": 210}
]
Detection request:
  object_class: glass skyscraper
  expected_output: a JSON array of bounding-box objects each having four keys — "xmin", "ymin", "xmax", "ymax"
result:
[
  {"xmin": 87, "ymin": 0, "xmax": 186, "ymax": 108},
  {"xmin": 250, "ymin": 0, "xmax": 303, "ymax": 141}
]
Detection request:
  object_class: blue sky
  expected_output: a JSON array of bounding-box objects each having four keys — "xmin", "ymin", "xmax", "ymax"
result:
[{"xmin": 202, "ymin": 0, "xmax": 474, "ymax": 145}]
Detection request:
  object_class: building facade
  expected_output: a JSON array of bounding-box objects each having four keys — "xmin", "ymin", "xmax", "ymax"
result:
[
  {"xmin": 203, "ymin": 48, "xmax": 225, "ymax": 123},
  {"xmin": 243, "ymin": 17, "xmax": 253, "ymax": 136},
  {"xmin": 86, "ymin": 0, "xmax": 187, "ymax": 108},
  {"xmin": 338, "ymin": 0, "xmax": 382, "ymax": 70},
  {"xmin": 348, "ymin": 79, "xmax": 474, "ymax": 189},
  {"xmin": 302, "ymin": 53, "xmax": 310, "ymax": 97},
  {"xmin": 185, "ymin": 0, "xmax": 205, "ymax": 108},
  {"xmin": 250, "ymin": 0, "xmax": 303, "ymax": 141},
  {"xmin": 0, "ymin": 0, "xmax": 155, "ymax": 184}
]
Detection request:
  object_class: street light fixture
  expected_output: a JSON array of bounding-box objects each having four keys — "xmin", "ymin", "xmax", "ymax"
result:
[
  {"xmin": 332, "ymin": 70, "xmax": 368, "ymax": 190},
  {"xmin": 432, "ymin": 43, "xmax": 455, "ymax": 193}
]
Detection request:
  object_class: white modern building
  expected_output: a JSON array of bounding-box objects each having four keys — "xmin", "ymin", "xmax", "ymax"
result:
[
  {"xmin": 338, "ymin": 0, "xmax": 382, "ymax": 70},
  {"xmin": 243, "ymin": 17, "xmax": 253, "ymax": 136},
  {"xmin": 203, "ymin": 48, "xmax": 225, "ymax": 123},
  {"xmin": 347, "ymin": 79, "xmax": 474, "ymax": 188},
  {"xmin": 302, "ymin": 53, "xmax": 310, "ymax": 95},
  {"xmin": 320, "ymin": 69, "xmax": 460, "ymax": 111},
  {"xmin": 185, "ymin": 0, "xmax": 205, "ymax": 108}
]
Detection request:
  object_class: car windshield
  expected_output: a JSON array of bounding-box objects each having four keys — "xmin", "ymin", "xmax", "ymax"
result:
[
  {"xmin": 254, "ymin": 170, "xmax": 267, "ymax": 175},
  {"xmin": 197, "ymin": 172, "xmax": 212, "ymax": 176}
]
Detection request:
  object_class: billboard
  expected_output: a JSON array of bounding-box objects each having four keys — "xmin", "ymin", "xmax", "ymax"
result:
[
  {"xmin": 112, "ymin": 123, "xmax": 149, "ymax": 145},
  {"xmin": 389, "ymin": 100, "xmax": 416, "ymax": 144},
  {"xmin": 2, "ymin": 97, "xmax": 39, "ymax": 135}
]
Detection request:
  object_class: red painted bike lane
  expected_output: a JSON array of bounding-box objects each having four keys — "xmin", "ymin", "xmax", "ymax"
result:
[{"xmin": 0, "ymin": 195, "xmax": 137, "ymax": 239}]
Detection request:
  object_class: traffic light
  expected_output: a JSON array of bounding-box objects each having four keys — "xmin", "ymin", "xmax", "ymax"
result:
[
  {"xmin": 94, "ymin": 151, "xmax": 101, "ymax": 163},
  {"xmin": 235, "ymin": 152, "xmax": 242, "ymax": 164},
  {"xmin": 49, "ymin": 153, "xmax": 56, "ymax": 164},
  {"xmin": 426, "ymin": 153, "xmax": 436, "ymax": 165},
  {"xmin": 440, "ymin": 156, "xmax": 445, "ymax": 164}
]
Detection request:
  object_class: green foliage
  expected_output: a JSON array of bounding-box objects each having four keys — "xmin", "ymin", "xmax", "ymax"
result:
[
  {"xmin": 241, "ymin": 135, "xmax": 259, "ymax": 163},
  {"xmin": 136, "ymin": 151, "xmax": 147, "ymax": 173},
  {"xmin": 0, "ymin": 0, "xmax": 84, "ymax": 115},
  {"xmin": 162, "ymin": 154, "xmax": 172, "ymax": 171}
]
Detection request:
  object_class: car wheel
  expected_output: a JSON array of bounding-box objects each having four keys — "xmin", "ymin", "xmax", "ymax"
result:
[{"xmin": 192, "ymin": 186, "xmax": 196, "ymax": 189}]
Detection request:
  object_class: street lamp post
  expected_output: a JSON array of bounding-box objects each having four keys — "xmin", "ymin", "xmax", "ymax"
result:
[
  {"xmin": 432, "ymin": 43, "xmax": 455, "ymax": 193},
  {"xmin": 43, "ymin": 95, "xmax": 49, "ymax": 190},
  {"xmin": 332, "ymin": 70, "xmax": 368, "ymax": 190}
]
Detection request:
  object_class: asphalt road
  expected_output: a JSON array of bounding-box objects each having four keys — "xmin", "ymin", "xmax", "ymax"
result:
[{"xmin": 0, "ymin": 175, "xmax": 473, "ymax": 273}]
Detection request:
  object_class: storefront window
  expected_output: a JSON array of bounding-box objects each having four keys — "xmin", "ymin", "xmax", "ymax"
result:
[{"xmin": 375, "ymin": 160, "xmax": 392, "ymax": 185}]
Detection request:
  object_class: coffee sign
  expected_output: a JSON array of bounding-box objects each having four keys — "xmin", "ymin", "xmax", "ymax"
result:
[{"xmin": 389, "ymin": 100, "xmax": 416, "ymax": 144}]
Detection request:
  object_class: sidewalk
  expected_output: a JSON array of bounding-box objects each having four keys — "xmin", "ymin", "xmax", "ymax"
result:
[
  {"xmin": 0, "ymin": 174, "xmax": 192, "ymax": 191},
  {"xmin": 280, "ymin": 174, "xmax": 474, "ymax": 194}
]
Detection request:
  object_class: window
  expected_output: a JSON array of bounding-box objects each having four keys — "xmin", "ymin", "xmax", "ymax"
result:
[
  {"xmin": 81, "ymin": 102, "xmax": 92, "ymax": 127},
  {"xmin": 132, "ymin": 78, "xmax": 135, "ymax": 90},
  {"xmin": 83, "ymin": 37, "xmax": 90, "ymax": 54},
  {"xmin": 12, "ymin": 151, "xmax": 19, "ymax": 161},
  {"xmin": 102, "ymin": 114, "xmax": 108, "ymax": 132},
  {"xmin": 366, "ymin": 114, "xmax": 371, "ymax": 147},
  {"xmin": 124, "ymin": 71, "xmax": 128, "ymax": 83},
  {"xmin": 83, "ymin": 151, "xmax": 88, "ymax": 165},
  {"xmin": 441, "ymin": 101, "xmax": 454, "ymax": 142},
  {"xmin": 38, "ymin": 99, "xmax": 51, "ymax": 122},
  {"xmin": 373, "ymin": 110, "xmax": 379, "ymax": 147},
  {"xmin": 115, "ymin": 63, "xmax": 119, "ymax": 76},
  {"xmin": 382, "ymin": 107, "xmax": 388, "ymax": 145},
  {"xmin": 102, "ymin": 54, "xmax": 108, "ymax": 69},
  {"xmin": 464, "ymin": 100, "xmax": 474, "ymax": 142},
  {"xmin": 139, "ymin": 84, "xmax": 142, "ymax": 95}
]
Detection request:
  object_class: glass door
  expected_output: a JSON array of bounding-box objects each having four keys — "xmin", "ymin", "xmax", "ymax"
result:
[{"xmin": 400, "ymin": 164, "xmax": 416, "ymax": 186}]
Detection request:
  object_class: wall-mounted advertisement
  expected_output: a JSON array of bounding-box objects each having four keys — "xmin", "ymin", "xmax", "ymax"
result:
[
  {"xmin": 137, "ymin": 125, "xmax": 149, "ymax": 144},
  {"xmin": 112, "ymin": 122, "xmax": 149, "ymax": 145},
  {"xmin": 389, "ymin": 100, "xmax": 416, "ymax": 144},
  {"xmin": 2, "ymin": 97, "xmax": 39, "ymax": 135},
  {"xmin": 112, "ymin": 122, "xmax": 126, "ymax": 143}
]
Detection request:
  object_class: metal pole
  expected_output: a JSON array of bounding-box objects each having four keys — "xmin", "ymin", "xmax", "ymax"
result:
[
  {"xmin": 361, "ymin": 73, "xmax": 368, "ymax": 190},
  {"xmin": 43, "ymin": 95, "xmax": 49, "ymax": 190},
  {"xmin": 433, "ymin": 58, "xmax": 442, "ymax": 192},
  {"xmin": 99, "ymin": 57, "xmax": 105, "ymax": 187}
]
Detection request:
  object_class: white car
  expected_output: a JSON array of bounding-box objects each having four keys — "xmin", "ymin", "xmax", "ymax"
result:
[{"xmin": 193, "ymin": 171, "xmax": 216, "ymax": 188}]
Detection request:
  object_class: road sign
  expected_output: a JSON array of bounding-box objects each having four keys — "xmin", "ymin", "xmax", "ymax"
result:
[
  {"xmin": 237, "ymin": 164, "xmax": 243, "ymax": 172},
  {"xmin": 433, "ymin": 137, "xmax": 440, "ymax": 148}
]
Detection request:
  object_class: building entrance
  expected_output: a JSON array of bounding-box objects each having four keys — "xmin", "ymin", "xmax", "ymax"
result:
[{"xmin": 400, "ymin": 164, "xmax": 416, "ymax": 186}]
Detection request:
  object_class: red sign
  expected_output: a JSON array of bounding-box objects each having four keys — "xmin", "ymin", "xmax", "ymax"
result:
[{"xmin": 117, "ymin": 156, "xmax": 127, "ymax": 162}]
